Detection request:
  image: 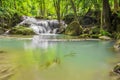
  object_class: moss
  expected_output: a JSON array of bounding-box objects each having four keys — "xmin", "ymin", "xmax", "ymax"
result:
[
  {"xmin": 10, "ymin": 26, "xmax": 35, "ymax": 35},
  {"xmin": 65, "ymin": 21, "xmax": 83, "ymax": 36}
]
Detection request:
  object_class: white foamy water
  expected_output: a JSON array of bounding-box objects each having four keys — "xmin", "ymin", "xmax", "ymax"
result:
[{"xmin": 18, "ymin": 17, "xmax": 66, "ymax": 34}]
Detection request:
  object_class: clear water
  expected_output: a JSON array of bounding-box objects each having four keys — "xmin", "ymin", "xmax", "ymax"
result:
[{"xmin": 0, "ymin": 35, "xmax": 117, "ymax": 80}]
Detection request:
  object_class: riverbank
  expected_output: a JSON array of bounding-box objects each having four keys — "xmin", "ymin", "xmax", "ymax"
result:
[{"xmin": 0, "ymin": 34, "xmax": 112, "ymax": 41}]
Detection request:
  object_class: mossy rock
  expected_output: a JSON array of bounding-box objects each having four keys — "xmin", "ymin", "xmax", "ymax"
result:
[
  {"xmin": 10, "ymin": 26, "xmax": 35, "ymax": 35},
  {"xmin": 65, "ymin": 21, "xmax": 83, "ymax": 36}
]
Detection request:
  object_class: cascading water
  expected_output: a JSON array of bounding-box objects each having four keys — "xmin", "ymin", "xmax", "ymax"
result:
[{"xmin": 18, "ymin": 16, "xmax": 66, "ymax": 34}]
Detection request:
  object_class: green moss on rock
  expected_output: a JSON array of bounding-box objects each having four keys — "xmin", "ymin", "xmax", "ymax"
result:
[
  {"xmin": 10, "ymin": 26, "xmax": 35, "ymax": 35},
  {"xmin": 65, "ymin": 21, "xmax": 83, "ymax": 36}
]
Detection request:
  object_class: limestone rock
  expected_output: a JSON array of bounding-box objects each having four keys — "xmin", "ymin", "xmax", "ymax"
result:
[
  {"xmin": 65, "ymin": 21, "xmax": 82, "ymax": 36},
  {"xmin": 99, "ymin": 36, "xmax": 111, "ymax": 40}
]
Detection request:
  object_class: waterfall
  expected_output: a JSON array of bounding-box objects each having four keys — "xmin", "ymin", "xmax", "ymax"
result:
[{"xmin": 18, "ymin": 17, "xmax": 66, "ymax": 34}]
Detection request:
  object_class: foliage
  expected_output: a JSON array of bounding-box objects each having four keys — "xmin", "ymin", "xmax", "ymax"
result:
[
  {"xmin": 0, "ymin": 7, "xmax": 22, "ymax": 28},
  {"xmin": 112, "ymin": 32, "xmax": 120, "ymax": 39},
  {"xmin": 0, "ymin": 0, "xmax": 119, "ymax": 37},
  {"xmin": 100, "ymin": 29, "xmax": 111, "ymax": 36}
]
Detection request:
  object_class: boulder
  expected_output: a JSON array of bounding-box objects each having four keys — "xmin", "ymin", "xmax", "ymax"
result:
[
  {"xmin": 65, "ymin": 21, "xmax": 82, "ymax": 36},
  {"xmin": 99, "ymin": 36, "xmax": 111, "ymax": 40}
]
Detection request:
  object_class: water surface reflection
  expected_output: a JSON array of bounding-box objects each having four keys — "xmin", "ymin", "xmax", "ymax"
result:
[{"xmin": 25, "ymin": 35, "xmax": 57, "ymax": 49}]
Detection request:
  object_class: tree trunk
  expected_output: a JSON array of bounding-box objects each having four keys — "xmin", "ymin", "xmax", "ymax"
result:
[
  {"xmin": 70, "ymin": 0, "xmax": 78, "ymax": 22},
  {"xmin": 39, "ymin": 0, "xmax": 46, "ymax": 18},
  {"xmin": 43, "ymin": 0, "xmax": 46, "ymax": 18},
  {"xmin": 102, "ymin": 0, "xmax": 111, "ymax": 32},
  {"xmin": 53, "ymin": 0, "xmax": 61, "ymax": 27},
  {"xmin": 114, "ymin": 0, "xmax": 119, "ymax": 12}
]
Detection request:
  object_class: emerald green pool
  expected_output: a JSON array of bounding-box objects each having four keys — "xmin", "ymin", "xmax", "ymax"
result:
[{"xmin": 0, "ymin": 35, "xmax": 118, "ymax": 80}]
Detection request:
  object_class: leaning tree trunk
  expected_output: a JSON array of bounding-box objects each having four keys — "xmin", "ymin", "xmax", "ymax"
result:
[{"xmin": 102, "ymin": 0, "xmax": 111, "ymax": 32}]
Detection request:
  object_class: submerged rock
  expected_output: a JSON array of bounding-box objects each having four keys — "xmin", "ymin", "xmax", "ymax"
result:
[{"xmin": 65, "ymin": 21, "xmax": 83, "ymax": 36}]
